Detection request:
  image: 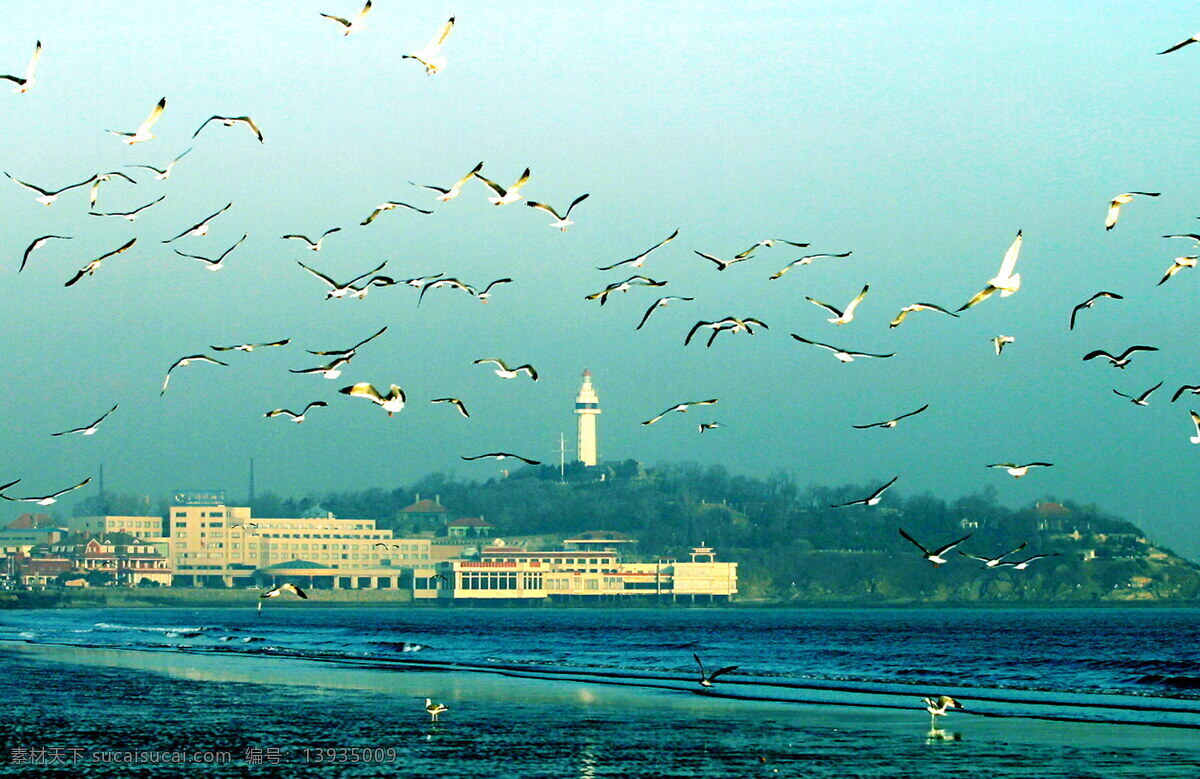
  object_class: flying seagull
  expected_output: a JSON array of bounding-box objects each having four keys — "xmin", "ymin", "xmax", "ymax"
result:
[
  {"xmin": 1158, "ymin": 255, "xmax": 1197, "ymax": 285},
  {"xmin": 1069, "ymin": 291, "xmax": 1123, "ymax": 330},
  {"xmin": 642, "ymin": 399, "xmax": 719, "ymax": 426},
  {"xmin": 1082, "ymin": 345, "xmax": 1157, "ymax": 369},
  {"xmin": 959, "ymin": 541, "xmax": 1028, "ymax": 568},
  {"xmin": 412, "ymin": 161, "xmax": 483, "ymax": 202},
  {"xmin": 598, "ymin": 229, "xmax": 680, "ymax": 271},
  {"xmin": 790, "ymin": 334, "xmax": 894, "ymax": 363},
  {"xmin": 340, "ymin": 383, "xmax": 406, "ymax": 416},
  {"xmin": 637, "ymin": 296, "xmax": 694, "ymax": 330},
  {"xmin": 473, "ymin": 358, "xmax": 538, "ymax": 380},
  {"xmin": 1171, "ymin": 384, "xmax": 1200, "ymax": 403},
  {"xmin": 107, "ymin": 97, "xmax": 166, "ymax": 144},
  {"xmin": 260, "ymin": 583, "xmax": 307, "ymax": 607},
  {"xmin": 831, "ymin": 476, "xmax": 899, "ymax": 508},
  {"xmin": 264, "ymin": 402, "xmax": 328, "ymax": 423},
  {"xmin": 64, "ymin": 238, "xmax": 137, "ymax": 288},
  {"xmin": 996, "ymin": 554, "xmax": 1060, "ymax": 571},
  {"xmin": 50, "ymin": 404, "xmax": 119, "ymax": 437},
  {"xmin": 585, "ymin": 275, "xmax": 668, "ymax": 306},
  {"xmin": 19, "ymin": 235, "xmax": 72, "ymax": 273},
  {"xmin": 289, "ymin": 354, "xmax": 354, "ymax": 380},
  {"xmin": 162, "ymin": 202, "xmax": 233, "ymax": 243},
  {"xmin": 1159, "ymin": 32, "xmax": 1200, "ymax": 55},
  {"xmin": 4, "ymin": 171, "xmax": 96, "ymax": 206},
  {"xmin": 888, "ymin": 303, "xmax": 959, "ymax": 329},
  {"xmin": 321, "ymin": 0, "xmax": 372, "ymax": 35},
  {"xmin": 431, "ymin": 398, "xmax": 470, "ymax": 418},
  {"xmin": 282, "ymin": 228, "xmax": 341, "ymax": 251},
  {"xmin": 852, "ymin": 404, "xmax": 929, "ymax": 430},
  {"xmin": 806, "ymin": 284, "xmax": 869, "ymax": 325},
  {"xmin": 898, "ymin": 528, "xmax": 970, "ymax": 566},
  {"xmin": 193, "ymin": 115, "xmax": 263, "ymax": 143},
  {"xmin": 992, "ymin": 335, "xmax": 1015, "ymax": 356},
  {"xmin": 0, "ymin": 478, "xmax": 91, "ymax": 506},
  {"xmin": 306, "ymin": 326, "xmax": 387, "ymax": 356},
  {"xmin": 768, "ymin": 252, "xmax": 852, "ymax": 280},
  {"xmin": 461, "ymin": 452, "xmax": 542, "ymax": 465},
  {"xmin": 474, "ymin": 167, "xmax": 531, "ymax": 205},
  {"xmin": 89, "ymin": 195, "xmax": 165, "ymax": 221},
  {"xmin": 1106, "ymin": 192, "xmax": 1160, "ymax": 230},
  {"xmin": 402, "ymin": 16, "xmax": 456, "ymax": 75},
  {"xmin": 1113, "ymin": 381, "xmax": 1163, "ymax": 406},
  {"xmin": 210, "ymin": 339, "xmax": 290, "ymax": 352},
  {"xmin": 693, "ymin": 653, "xmax": 738, "ymax": 688},
  {"xmin": 685, "ymin": 317, "xmax": 767, "ymax": 348},
  {"xmin": 417, "ymin": 276, "xmax": 476, "ymax": 306},
  {"xmin": 424, "ymin": 698, "xmax": 448, "ymax": 722},
  {"xmin": 0, "ymin": 40, "xmax": 41, "ymax": 93},
  {"xmin": 126, "ymin": 146, "xmax": 193, "ymax": 180},
  {"xmin": 174, "ymin": 234, "xmax": 247, "ymax": 271},
  {"xmin": 88, "ymin": 171, "xmax": 138, "ymax": 208},
  {"xmin": 297, "ymin": 260, "xmax": 387, "ymax": 299},
  {"xmin": 698, "ymin": 422, "xmax": 724, "ymax": 433},
  {"xmin": 360, "ymin": 201, "xmax": 432, "ymax": 225},
  {"xmin": 526, "ymin": 193, "xmax": 589, "ymax": 231},
  {"xmin": 161, "ymin": 354, "xmax": 228, "ymax": 395},
  {"xmin": 987, "ymin": 462, "xmax": 1053, "ymax": 478},
  {"xmin": 694, "ymin": 250, "xmax": 750, "ymax": 272},
  {"xmin": 957, "ymin": 230, "xmax": 1023, "ymax": 311},
  {"xmin": 476, "ymin": 278, "xmax": 513, "ymax": 303}
]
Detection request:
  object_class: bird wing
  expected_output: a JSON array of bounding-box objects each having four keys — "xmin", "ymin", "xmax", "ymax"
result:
[
  {"xmin": 473, "ymin": 171, "xmax": 507, "ymax": 197},
  {"xmin": 805, "ymin": 297, "xmax": 843, "ymax": 318},
  {"xmin": 1069, "ymin": 302, "xmax": 1085, "ymax": 330},
  {"xmin": 895, "ymin": 404, "xmax": 930, "ymax": 421},
  {"xmin": 20, "ymin": 235, "xmax": 70, "ymax": 273},
  {"xmin": 709, "ymin": 665, "xmax": 739, "ymax": 681},
  {"xmin": 1138, "ymin": 382, "xmax": 1164, "ymax": 402},
  {"xmin": 851, "ymin": 420, "xmax": 884, "ymax": 429},
  {"xmin": 1118, "ymin": 345, "xmax": 1158, "ymax": 360},
  {"xmin": 298, "ymin": 261, "xmax": 339, "ymax": 288},
  {"xmin": 996, "ymin": 230, "xmax": 1023, "ymax": 277},
  {"xmin": 283, "ymin": 234, "xmax": 317, "ymax": 246},
  {"xmin": 473, "ymin": 358, "xmax": 506, "ymax": 370},
  {"xmin": 933, "ymin": 534, "xmax": 972, "ymax": 556},
  {"xmin": 340, "ymin": 383, "xmax": 383, "ymax": 402},
  {"xmin": 1158, "ymin": 37, "xmax": 1199, "ymax": 55},
  {"xmin": 517, "ymin": 365, "xmax": 538, "ymax": 380},
  {"xmin": 509, "ymin": 169, "xmax": 531, "ymax": 192},
  {"xmin": 526, "ymin": 201, "xmax": 564, "ymax": 219},
  {"xmin": 482, "ymin": 278, "xmax": 513, "ymax": 294},
  {"xmin": 842, "ymin": 285, "xmax": 869, "ymax": 317},
  {"xmin": 48, "ymin": 478, "xmax": 92, "ymax": 499},
  {"xmin": 192, "ymin": 116, "xmax": 220, "ymax": 138},
  {"xmin": 136, "ymin": 97, "xmax": 167, "ymax": 135},
  {"xmin": 958, "ymin": 285, "xmax": 997, "ymax": 312},
  {"xmin": 999, "ymin": 541, "xmax": 1029, "ymax": 560},
  {"xmin": 1171, "ymin": 385, "xmax": 1200, "ymax": 402},
  {"xmin": 693, "ymin": 251, "xmax": 727, "ymax": 269},
  {"xmin": 239, "ymin": 116, "xmax": 264, "ymax": 142},
  {"xmin": 425, "ymin": 16, "xmax": 455, "ymax": 51},
  {"xmin": 563, "ymin": 193, "xmax": 590, "ymax": 217},
  {"xmin": 1082, "ymin": 350, "xmax": 1115, "ymax": 363},
  {"xmin": 898, "ymin": 528, "xmax": 931, "ymax": 556},
  {"xmin": 1105, "ymin": 201, "xmax": 1121, "ymax": 230},
  {"xmin": 871, "ymin": 476, "xmax": 899, "ymax": 499}
]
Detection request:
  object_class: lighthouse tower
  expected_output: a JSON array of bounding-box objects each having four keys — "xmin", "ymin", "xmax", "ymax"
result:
[{"xmin": 575, "ymin": 369, "xmax": 601, "ymax": 466}]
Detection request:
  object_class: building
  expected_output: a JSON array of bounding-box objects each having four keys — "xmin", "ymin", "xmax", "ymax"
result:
[
  {"xmin": 15, "ymin": 532, "xmax": 171, "ymax": 587},
  {"xmin": 445, "ymin": 517, "xmax": 494, "ymax": 538},
  {"xmin": 397, "ymin": 496, "xmax": 453, "ymax": 526},
  {"xmin": 575, "ymin": 369, "xmax": 601, "ymax": 466},
  {"xmin": 66, "ymin": 515, "xmax": 165, "ymax": 539},
  {"xmin": 563, "ymin": 530, "xmax": 637, "ymax": 553}
]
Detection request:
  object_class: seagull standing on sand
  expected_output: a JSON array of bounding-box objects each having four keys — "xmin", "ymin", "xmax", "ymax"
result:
[
  {"xmin": 264, "ymin": 402, "xmax": 328, "ymax": 423},
  {"xmin": 1, "ymin": 478, "xmax": 92, "ymax": 506},
  {"xmin": 402, "ymin": 16, "xmax": 456, "ymax": 75},
  {"xmin": 107, "ymin": 97, "xmax": 166, "ymax": 144},
  {"xmin": 424, "ymin": 698, "xmax": 448, "ymax": 722},
  {"xmin": 473, "ymin": 358, "xmax": 538, "ymax": 380},
  {"xmin": 987, "ymin": 462, "xmax": 1053, "ymax": 479},
  {"xmin": 50, "ymin": 404, "xmax": 120, "ymax": 437},
  {"xmin": 19, "ymin": 235, "xmax": 72, "ymax": 273},
  {"xmin": 412, "ymin": 162, "xmax": 483, "ymax": 202},
  {"xmin": 831, "ymin": 477, "xmax": 899, "ymax": 508},
  {"xmin": 1069, "ymin": 292, "xmax": 1123, "ymax": 330},
  {"xmin": 282, "ymin": 228, "xmax": 341, "ymax": 251},
  {"xmin": 162, "ymin": 203, "xmax": 233, "ymax": 243},
  {"xmin": 1, "ymin": 40, "xmax": 41, "ymax": 93},
  {"xmin": 693, "ymin": 653, "xmax": 738, "ymax": 688},
  {"xmin": 339, "ymin": 383, "xmax": 406, "ymax": 416},
  {"xmin": 922, "ymin": 696, "xmax": 963, "ymax": 728},
  {"xmin": 957, "ymin": 231, "xmax": 1023, "ymax": 311},
  {"xmin": 598, "ymin": 229, "xmax": 680, "ymax": 271},
  {"xmin": 642, "ymin": 399, "xmax": 719, "ymax": 426},
  {"xmin": 1082, "ymin": 345, "xmax": 1158, "ymax": 369},
  {"xmin": 5, "ymin": 172, "xmax": 96, "ymax": 206},
  {"xmin": 175, "ymin": 234, "xmax": 247, "ymax": 271},
  {"xmin": 127, "ymin": 146, "xmax": 192, "ymax": 180},
  {"xmin": 898, "ymin": 529, "xmax": 971, "ymax": 566},
  {"xmin": 161, "ymin": 354, "xmax": 228, "ymax": 395},
  {"xmin": 474, "ymin": 167, "xmax": 531, "ymax": 205},
  {"xmin": 790, "ymin": 334, "xmax": 894, "ymax": 363},
  {"xmin": 1113, "ymin": 381, "xmax": 1163, "ymax": 406},
  {"xmin": 1106, "ymin": 192, "xmax": 1160, "ymax": 230},
  {"xmin": 806, "ymin": 284, "xmax": 869, "ymax": 325},
  {"xmin": 64, "ymin": 238, "xmax": 137, "ymax": 288},
  {"xmin": 526, "ymin": 194, "xmax": 589, "ymax": 231}
]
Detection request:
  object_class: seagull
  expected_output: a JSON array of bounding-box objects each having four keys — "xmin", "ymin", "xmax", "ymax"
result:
[
  {"xmin": 598, "ymin": 229, "xmax": 680, "ymax": 271},
  {"xmin": 957, "ymin": 230, "xmax": 1023, "ymax": 311},
  {"xmin": 412, "ymin": 162, "xmax": 483, "ymax": 202},
  {"xmin": 461, "ymin": 452, "xmax": 542, "ymax": 465},
  {"xmin": 996, "ymin": 553, "xmax": 1060, "ymax": 571},
  {"xmin": 0, "ymin": 40, "xmax": 41, "ymax": 93},
  {"xmin": 89, "ymin": 195, "xmax": 165, "ymax": 221},
  {"xmin": 264, "ymin": 402, "xmax": 328, "ymax": 423},
  {"xmin": 0, "ymin": 478, "xmax": 91, "ymax": 506},
  {"xmin": 922, "ymin": 696, "xmax": 963, "ymax": 728},
  {"xmin": 693, "ymin": 653, "xmax": 738, "ymax": 688},
  {"xmin": 694, "ymin": 250, "xmax": 750, "ymax": 272},
  {"xmin": 1158, "ymin": 255, "xmax": 1197, "ymax": 285},
  {"xmin": 852, "ymin": 404, "xmax": 929, "ymax": 429},
  {"xmin": 959, "ymin": 542, "xmax": 1028, "ymax": 568},
  {"xmin": 476, "ymin": 278, "xmax": 513, "ymax": 303},
  {"xmin": 1171, "ymin": 385, "xmax": 1200, "ymax": 403},
  {"xmin": 898, "ymin": 528, "xmax": 970, "ymax": 565},
  {"xmin": 127, "ymin": 147, "xmax": 193, "ymax": 180},
  {"xmin": 473, "ymin": 358, "xmax": 538, "ymax": 380},
  {"xmin": 88, "ymin": 171, "xmax": 138, "ymax": 208},
  {"xmin": 831, "ymin": 476, "xmax": 899, "ymax": 508},
  {"xmin": 637, "ymin": 296, "xmax": 694, "ymax": 330},
  {"xmin": 174, "ymin": 234, "xmax": 248, "ymax": 271},
  {"xmin": 585, "ymin": 276, "xmax": 668, "ymax": 305},
  {"xmin": 684, "ymin": 317, "xmax": 768, "ymax": 348},
  {"xmin": 298, "ymin": 260, "xmax": 387, "ymax": 299},
  {"xmin": 417, "ymin": 276, "xmax": 476, "ymax": 306},
  {"xmin": 340, "ymin": 383, "xmax": 406, "ymax": 416},
  {"xmin": 192, "ymin": 115, "xmax": 264, "ymax": 143},
  {"xmin": 321, "ymin": 0, "xmax": 372, "ymax": 35},
  {"xmin": 1158, "ymin": 32, "xmax": 1200, "ymax": 54},
  {"xmin": 210, "ymin": 339, "xmax": 290, "ymax": 352},
  {"xmin": 474, "ymin": 167, "xmax": 531, "ymax": 205},
  {"xmin": 992, "ymin": 335, "xmax": 1015, "ymax": 356},
  {"xmin": 1113, "ymin": 381, "xmax": 1163, "ymax": 406},
  {"xmin": 888, "ymin": 303, "xmax": 959, "ymax": 329},
  {"xmin": 64, "ymin": 238, "xmax": 137, "ymax": 288},
  {"xmin": 806, "ymin": 284, "xmax": 869, "ymax": 325},
  {"xmin": 259, "ymin": 583, "xmax": 307, "ymax": 611},
  {"xmin": 424, "ymin": 698, "xmax": 448, "ymax": 722},
  {"xmin": 768, "ymin": 252, "xmax": 853, "ymax": 280},
  {"xmin": 289, "ymin": 354, "xmax": 354, "ymax": 380},
  {"xmin": 19, "ymin": 235, "xmax": 72, "ymax": 273},
  {"xmin": 306, "ymin": 326, "xmax": 387, "ymax": 356},
  {"xmin": 1190, "ymin": 410, "xmax": 1200, "ymax": 444},
  {"xmin": 400, "ymin": 273, "xmax": 445, "ymax": 290},
  {"xmin": 642, "ymin": 399, "xmax": 719, "ymax": 426},
  {"xmin": 161, "ymin": 354, "xmax": 228, "ymax": 395},
  {"xmin": 50, "ymin": 404, "xmax": 119, "ymax": 437},
  {"xmin": 1082, "ymin": 345, "xmax": 1157, "ymax": 369},
  {"xmin": 1106, "ymin": 192, "xmax": 1160, "ymax": 230},
  {"xmin": 4, "ymin": 171, "xmax": 96, "ymax": 206},
  {"xmin": 162, "ymin": 203, "xmax": 234, "ymax": 243},
  {"xmin": 789, "ymin": 334, "xmax": 895, "ymax": 363},
  {"xmin": 348, "ymin": 273, "xmax": 401, "ymax": 299},
  {"xmin": 987, "ymin": 462, "xmax": 1053, "ymax": 478},
  {"xmin": 1069, "ymin": 291, "xmax": 1123, "ymax": 330},
  {"xmin": 526, "ymin": 193, "xmax": 589, "ymax": 231},
  {"xmin": 360, "ymin": 201, "xmax": 432, "ymax": 225},
  {"xmin": 748, "ymin": 238, "xmax": 812, "ymax": 251},
  {"xmin": 431, "ymin": 398, "xmax": 470, "ymax": 418},
  {"xmin": 107, "ymin": 97, "xmax": 166, "ymax": 144},
  {"xmin": 282, "ymin": 228, "xmax": 341, "ymax": 251},
  {"xmin": 402, "ymin": 16, "xmax": 456, "ymax": 75},
  {"xmin": 698, "ymin": 422, "xmax": 724, "ymax": 433}
]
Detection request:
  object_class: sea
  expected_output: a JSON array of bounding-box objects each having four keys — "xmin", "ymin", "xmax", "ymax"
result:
[{"xmin": 1, "ymin": 606, "xmax": 1198, "ymax": 777}]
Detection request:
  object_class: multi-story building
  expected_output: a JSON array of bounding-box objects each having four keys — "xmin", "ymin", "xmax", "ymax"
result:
[
  {"xmin": 16, "ymin": 532, "xmax": 171, "ymax": 587},
  {"xmin": 66, "ymin": 515, "xmax": 165, "ymax": 539}
]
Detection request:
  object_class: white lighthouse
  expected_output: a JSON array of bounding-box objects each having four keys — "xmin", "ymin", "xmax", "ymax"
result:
[{"xmin": 575, "ymin": 369, "xmax": 601, "ymax": 466}]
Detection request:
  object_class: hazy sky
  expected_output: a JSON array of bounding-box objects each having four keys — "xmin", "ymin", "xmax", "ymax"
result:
[{"xmin": 3, "ymin": 2, "xmax": 1200, "ymax": 559}]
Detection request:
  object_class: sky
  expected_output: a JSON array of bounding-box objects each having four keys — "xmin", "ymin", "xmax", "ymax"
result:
[{"xmin": 3, "ymin": 1, "xmax": 1200, "ymax": 559}]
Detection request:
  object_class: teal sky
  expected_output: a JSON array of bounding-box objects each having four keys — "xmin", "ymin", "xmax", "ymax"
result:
[{"xmin": 3, "ymin": 2, "xmax": 1200, "ymax": 558}]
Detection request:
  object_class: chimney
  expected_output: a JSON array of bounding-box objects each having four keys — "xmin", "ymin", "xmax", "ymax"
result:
[{"xmin": 415, "ymin": 493, "xmax": 420, "ymax": 503}]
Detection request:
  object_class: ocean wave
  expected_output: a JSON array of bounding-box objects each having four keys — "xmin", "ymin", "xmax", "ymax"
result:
[{"xmin": 1139, "ymin": 674, "xmax": 1200, "ymax": 690}]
